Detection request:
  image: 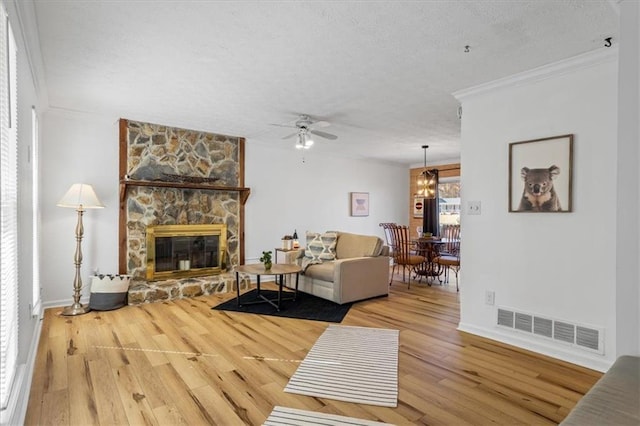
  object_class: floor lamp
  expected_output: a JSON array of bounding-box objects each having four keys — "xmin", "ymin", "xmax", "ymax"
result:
[{"xmin": 57, "ymin": 183, "xmax": 104, "ymax": 316}]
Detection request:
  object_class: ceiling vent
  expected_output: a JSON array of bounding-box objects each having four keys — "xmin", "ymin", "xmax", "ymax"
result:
[{"xmin": 496, "ymin": 307, "xmax": 604, "ymax": 355}]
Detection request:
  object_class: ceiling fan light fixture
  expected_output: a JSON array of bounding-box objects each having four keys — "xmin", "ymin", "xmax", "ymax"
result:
[
  {"xmin": 295, "ymin": 131, "xmax": 314, "ymax": 150},
  {"xmin": 283, "ymin": 114, "xmax": 338, "ymax": 148}
]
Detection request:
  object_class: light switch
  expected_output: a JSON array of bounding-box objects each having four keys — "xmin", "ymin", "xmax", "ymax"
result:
[
  {"xmin": 468, "ymin": 200, "xmax": 481, "ymax": 215},
  {"xmin": 485, "ymin": 291, "xmax": 495, "ymax": 305}
]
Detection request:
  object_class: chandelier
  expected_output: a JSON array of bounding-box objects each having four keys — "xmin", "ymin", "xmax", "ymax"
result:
[{"xmin": 416, "ymin": 145, "xmax": 436, "ymax": 199}]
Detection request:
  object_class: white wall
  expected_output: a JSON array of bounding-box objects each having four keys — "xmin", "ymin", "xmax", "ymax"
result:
[
  {"xmin": 40, "ymin": 110, "xmax": 409, "ymax": 305},
  {"xmin": 456, "ymin": 52, "xmax": 619, "ymax": 371},
  {"xmin": 245, "ymin": 143, "xmax": 408, "ymax": 262},
  {"xmin": 615, "ymin": 0, "xmax": 640, "ymax": 357},
  {"xmin": 40, "ymin": 110, "xmax": 120, "ymax": 306}
]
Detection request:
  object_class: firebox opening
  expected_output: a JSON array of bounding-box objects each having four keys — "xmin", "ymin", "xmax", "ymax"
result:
[{"xmin": 146, "ymin": 224, "xmax": 227, "ymax": 280}]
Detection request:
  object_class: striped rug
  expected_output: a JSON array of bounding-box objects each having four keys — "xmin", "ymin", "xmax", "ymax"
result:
[
  {"xmin": 263, "ymin": 406, "xmax": 393, "ymax": 425},
  {"xmin": 284, "ymin": 325, "xmax": 399, "ymax": 407}
]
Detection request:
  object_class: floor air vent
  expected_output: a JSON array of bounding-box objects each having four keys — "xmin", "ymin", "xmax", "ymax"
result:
[{"xmin": 496, "ymin": 306, "xmax": 604, "ymax": 354}]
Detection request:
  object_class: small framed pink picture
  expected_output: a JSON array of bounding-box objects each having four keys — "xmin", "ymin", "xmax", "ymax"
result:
[{"xmin": 350, "ymin": 192, "xmax": 369, "ymax": 217}]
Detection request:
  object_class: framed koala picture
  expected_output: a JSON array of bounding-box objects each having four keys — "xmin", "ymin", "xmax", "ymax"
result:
[{"xmin": 509, "ymin": 134, "xmax": 573, "ymax": 213}]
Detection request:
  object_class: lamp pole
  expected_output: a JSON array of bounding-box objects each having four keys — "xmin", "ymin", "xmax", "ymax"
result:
[
  {"xmin": 57, "ymin": 183, "xmax": 104, "ymax": 316},
  {"xmin": 62, "ymin": 206, "xmax": 90, "ymax": 315}
]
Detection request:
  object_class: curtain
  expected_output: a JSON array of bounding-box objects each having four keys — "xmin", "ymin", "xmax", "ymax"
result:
[{"xmin": 422, "ymin": 169, "xmax": 439, "ymax": 236}]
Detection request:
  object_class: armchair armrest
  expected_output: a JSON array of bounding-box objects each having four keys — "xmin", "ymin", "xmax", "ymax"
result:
[{"xmin": 333, "ymin": 256, "xmax": 390, "ymax": 303}]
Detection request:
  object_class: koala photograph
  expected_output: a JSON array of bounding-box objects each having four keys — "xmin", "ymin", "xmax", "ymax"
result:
[
  {"xmin": 509, "ymin": 134, "xmax": 573, "ymax": 213},
  {"xmin": 518, "ymin": 165, "xmax": 561, "ymax": 211}
]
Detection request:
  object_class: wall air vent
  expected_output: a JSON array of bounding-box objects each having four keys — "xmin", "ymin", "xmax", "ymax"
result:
[
  {"xmin": 515, "ymin": 312, "xmax": 533, "ymax": 333},
  {"xmin": 533, "ymin": 316, "xmax": 553, "ymax": 338},
  {"xmin": 496, "ymin": 306, "xmax": 604, "ymax": 354},
  {"xmin": 576, "ymin": 326, "xmax": 600, "ymax": 351},
  {"xmin": 554, "ymin": 321, "xmax": 575, "ymax": 344},
  {"xmin": 497, "ymin": 308, "xmax": 514, "ymax": 328}
]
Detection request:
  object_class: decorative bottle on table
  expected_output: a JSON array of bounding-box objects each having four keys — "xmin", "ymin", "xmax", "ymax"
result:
[{"xmin": 292, "ymin": 229, "xmax": 299, "ymax": 249}]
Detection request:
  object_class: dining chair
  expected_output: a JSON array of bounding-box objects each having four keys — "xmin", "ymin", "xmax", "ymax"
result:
[
  {"xmin": 379, "ymin": 222, "xmax": 397, "ymax": 284},
  {"xmin": 440, "ymin": 224, "xmax": 460, "ymax": 256},
  {"xmin": 388, "ymin": 224, "xmax": 426, "ymax": 288},
  {"xmin": 378, "ymin": 222, "xmax": 396, "ymax": 250},
  {"xmin": 433, "ymin": 235, "xmax": 460, "ymax": 291}
]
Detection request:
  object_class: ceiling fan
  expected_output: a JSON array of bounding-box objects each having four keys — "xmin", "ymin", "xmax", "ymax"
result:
[{"xmin": 273, "ymin": 115, "xmax": 338, "ymax": 149}]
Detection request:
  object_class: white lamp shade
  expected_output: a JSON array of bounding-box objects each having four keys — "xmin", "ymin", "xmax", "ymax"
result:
[{"xmin": 57, "ymin": 183, "xmax": 105, "ymax": 209}]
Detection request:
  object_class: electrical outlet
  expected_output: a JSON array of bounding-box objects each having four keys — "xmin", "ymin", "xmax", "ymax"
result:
[
  {"xmin": 468, "ymin": 200, "xmax": 481, "ymax": 215},
  {"xmin": 485, "ymin": 290, "xmax": 495, "ymax": 305}
]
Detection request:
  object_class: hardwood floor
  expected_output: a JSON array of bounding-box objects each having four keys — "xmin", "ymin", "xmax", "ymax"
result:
[{"xmin": 25, "ymin": 276, "xmax": 601, "ymax": 425}]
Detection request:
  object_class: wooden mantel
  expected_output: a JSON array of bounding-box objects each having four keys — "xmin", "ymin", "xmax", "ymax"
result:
[{"xmin": 119, "ymin": 179, "xmax": 251, "ymax": 204}]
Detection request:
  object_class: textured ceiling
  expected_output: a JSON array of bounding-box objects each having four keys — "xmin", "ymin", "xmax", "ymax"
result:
[{"xmin": 33, "ymin": 1, "xmax": 618, "ymax": 165}]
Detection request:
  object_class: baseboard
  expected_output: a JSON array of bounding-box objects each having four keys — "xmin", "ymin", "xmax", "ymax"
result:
[
  {"xmin": 42, "ymin": 294, "xmax": 90, "ymax": 310},
  {"xmin": 457, "ymin": 322, "xmax": 612, "ymax": 372},
  {"xmin": 0, "ymin": 308, "xmax": 43, "ymax": 425}
]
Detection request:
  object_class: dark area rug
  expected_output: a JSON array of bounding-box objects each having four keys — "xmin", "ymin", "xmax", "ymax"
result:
[{"xmin": 212, "ymin": 289, "xmax": 352, "ymax": 323}]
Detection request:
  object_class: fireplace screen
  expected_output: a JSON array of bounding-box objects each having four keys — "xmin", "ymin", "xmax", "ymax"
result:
[{"xmin": 146, "ymin": 224, "xmax": 227, "ymax": 280}]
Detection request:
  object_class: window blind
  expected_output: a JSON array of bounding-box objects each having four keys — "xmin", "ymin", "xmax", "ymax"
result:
[
  {"xmin": 0, "ymin": 7, "xmax": 19, "ymax": 411},
  {"xmin": 31, "ymin": 106, "xmax": 40, "ymax": 316}
]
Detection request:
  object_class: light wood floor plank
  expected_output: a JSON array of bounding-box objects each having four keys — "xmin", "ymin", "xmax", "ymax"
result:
[
  {"xmin": 190, "ymin": 384, "xmax": 252, "ymax": 425},
  {"xmin": 39, "ymin": 389, "xmax": 69, "ymax": 426},
  {"xmin": 88, "ymin": 357, "xmax": 130, "ymax": 425},
  {"xmin": 46, "ymin": 335, "xmax": 69, "ymax": 393},
  {"xmin": 111, "ymin": 363, "xmax": 158, "ymax": 426},
  {"xmin": 152, "ymin": 333, "xmax": 209, "ymax": 390},
  {"xmin": 120, "ymin": 343, "xmax": 174, "ymax": 410},
  {"xmin": 25, "ymin": 278, "xmax": 601, "ymax": 425},
  {"xmin": 24, "ymin": 327, "xmax": 49, "ymax": 424},
  {"xmin": 127, "ymin": 322, "xmax": 170, "ymax": 367},
  {"xmin": 151, "ymin": 403, "xmax": 189, "ymax": 425},
  {"xmin": 66, "ymin": 354, "xmax": 100, "ymax": 426}
]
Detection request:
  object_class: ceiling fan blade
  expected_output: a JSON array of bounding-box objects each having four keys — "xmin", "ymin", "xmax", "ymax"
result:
[
  {"xmin": 270, "ymin": 123, "xmax": 297, "ymax": 128},
  {"xmin": 281, "ymin": 132, "xmax": 298, "ymax": 140},
  {"xmin": 310, "ymin": 129, "xmax": 338, "ymax": 140},
  {"xmin": 313, "ymin": 120, "xmax": 331, "ymax": 128}
]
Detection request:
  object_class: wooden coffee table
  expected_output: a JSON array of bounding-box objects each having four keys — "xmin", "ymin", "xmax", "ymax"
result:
[{"xmin": 235, "ymin": 263, "xmax": 302, "ymax": 311}]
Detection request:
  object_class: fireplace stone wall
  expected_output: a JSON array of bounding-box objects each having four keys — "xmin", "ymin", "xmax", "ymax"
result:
[{"xmin": 119, "ymin": 119, "xmax": 250, "ymax": 304}]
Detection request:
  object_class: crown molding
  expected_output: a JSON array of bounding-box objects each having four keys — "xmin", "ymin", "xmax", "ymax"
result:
[
  {"xmin": 453, "ymin": 47, "xmax": 618, "ymax": 101},
  {"xmin": 10, "ymin": 0, "xmax": 48, "ymax": 107}
]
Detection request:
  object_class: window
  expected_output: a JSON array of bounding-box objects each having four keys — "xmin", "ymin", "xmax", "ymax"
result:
[
  {"xmin": 438, "ymin": 178, "xmax": 460, "ymax": 230},
  {"xmin": 1, "ymin": 6, "xmax": 19, "ymax": 412}
]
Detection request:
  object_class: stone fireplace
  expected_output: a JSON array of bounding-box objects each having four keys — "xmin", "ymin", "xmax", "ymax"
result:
[{"xmin": 118, "ymin": 119, "xmax": 251, "ymax": 304}]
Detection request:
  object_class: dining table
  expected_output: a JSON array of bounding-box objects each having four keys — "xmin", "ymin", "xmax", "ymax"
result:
[{"xmin": 412, "ymin": 237, "xmax": 446, "ymax": 284}]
